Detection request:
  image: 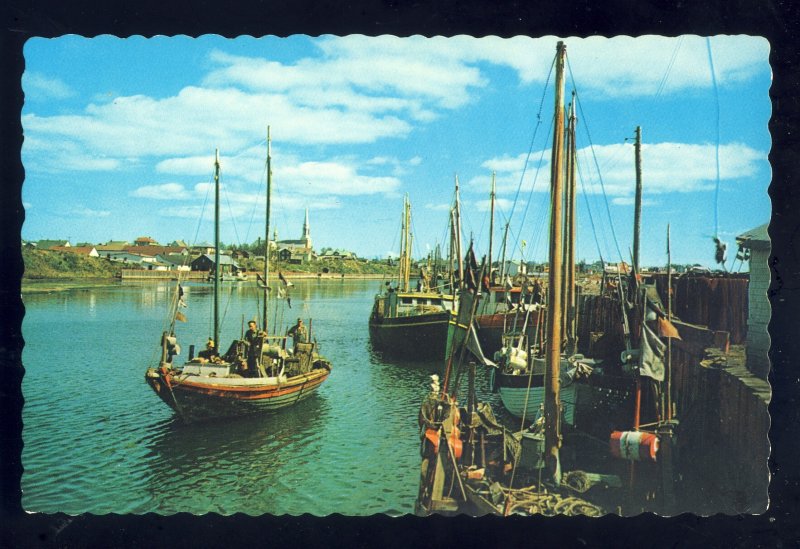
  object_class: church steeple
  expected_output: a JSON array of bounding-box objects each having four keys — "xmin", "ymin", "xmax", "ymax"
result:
[{"xmin": 303, "ymin": 208, "xmax": 310, "ymax": 241}]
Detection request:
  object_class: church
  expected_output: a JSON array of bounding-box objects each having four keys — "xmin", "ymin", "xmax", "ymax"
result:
[{"xmin": 274, "ymin": 209, "xmax": 313, "ymax": 263}]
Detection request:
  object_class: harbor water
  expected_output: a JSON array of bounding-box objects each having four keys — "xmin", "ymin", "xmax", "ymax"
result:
[{"xmin": 21, "ymin": 279, "xmax": 503, "ymax": 515}]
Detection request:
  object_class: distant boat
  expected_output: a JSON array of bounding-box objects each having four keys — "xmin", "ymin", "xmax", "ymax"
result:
[
  {"xmin": 146, "ymin": 131, "xmax": 331, "ymax": 422},
  {"xmin": 368, "ymin": 195, "xmax": 460, "ymax": 361},
  {"xmin": 207, "ymin": 271, "xmax": 248, "ymax": 282}
]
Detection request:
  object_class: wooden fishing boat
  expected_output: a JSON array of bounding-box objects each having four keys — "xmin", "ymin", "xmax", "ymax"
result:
[
  {"xmin": 369, "ymin": 195, "xmax": 460, "ymax": 360},
  {"xmin": 145, "ymin": 131, "xmax": 331, "ymax": 422}
]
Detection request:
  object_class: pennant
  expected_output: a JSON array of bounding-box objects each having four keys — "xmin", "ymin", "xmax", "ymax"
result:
[
  {"xmin": 175, "ymin": 311, "xmax": 187, "ymax": 322},
  {"xmin": 287, "ymin": 296, "xmax": 292, "ymax": 308},
  {"xmin": 657, "ymin": 316, "xmax": 682, "ymax": 340},
  {"xmin": 278, "ymin": 286, "xmax": 286, "ymax": 299},
  {"xmin": 178, "ymin": 298, "xmax": 188, "ymax": 308}
]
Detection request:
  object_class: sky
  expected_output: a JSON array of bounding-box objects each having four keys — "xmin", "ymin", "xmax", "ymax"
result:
[{"xmin": 21, "ymin": 35, "xmax": 771, "ymax": 268}]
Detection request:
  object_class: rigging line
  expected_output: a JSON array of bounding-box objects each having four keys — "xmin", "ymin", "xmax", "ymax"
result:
[
  {"xmin": 567, "ymin": 57, "xmax": 624, "ymax": 262},
  {"xmin": 655, "ymin": 37, "xmax": 684, "ymax": 98},
  {"xmin": 576, "ymin": 146, "xmax": 613, "ymax": 260},
  {"xmin": 706, "ymin": 36, "xmax": 722, "ymax": 239},
  {"xmin": 577, "ymin": 160, "xmax": 606, "ymax": 264},
  {"xmin": 505, "ymin": 56, "xmax": 555, "ymax": 228},
  {"xmin": 190, "ymin": 167, "xmax": 215, "ymax": 248},
  {"xmin": 512, "ymin": 111, "xmax": 554, "ymax": 263}
]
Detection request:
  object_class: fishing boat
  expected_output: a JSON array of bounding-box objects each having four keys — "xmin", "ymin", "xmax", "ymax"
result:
[
  {"xmin": 414, "ymin": 241, "xmax": 604, "ymax": 516},
  {"xmin": 368, "ymin": 195, "xmax": 460, "ymax": 360},
  {"xmin": 145, "ymin": 131, "xmax": 331, "ymax": 422},
  {"xmin": 489, "ymin": 50, "xmax": 589, "ymax": 430}
]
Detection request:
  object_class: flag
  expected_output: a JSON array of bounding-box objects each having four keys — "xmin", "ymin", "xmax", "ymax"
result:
[
  {"xmin": 657, "ymin": 316, "xmax": 682, "ymax": 339},
  {"xmin": 278, "ymin": 272, "xmax": 294, "ymax": 287},
  {"xmin": 278, "ymin": 286, "xmax": 286, "ymax": 299},
  {"xmin": 640, "ymin": 323, "xmax": 665, "ymax": 381},
  {"xmin": 462, "ymin": 243, "xmax": 480, "ymax": 291},
  {"xmin": 175, "ymin": 311, "xmax": 187, "ymax": 322},
  {"xmin": 177, "ymin": 285, "xmax": 187, "ymax": 308},
  {"xmin": 467, "ymin": 324, "xmax": 495, "ymax": 367},
  {"xmin": 287, "ymin": 296, "xmax": 292, "ymax": 308}
]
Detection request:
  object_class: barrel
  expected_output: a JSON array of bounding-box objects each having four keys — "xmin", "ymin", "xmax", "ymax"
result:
[{"xmin": 609, "ymin": 430, "xmax": 659, "ymax": 462}]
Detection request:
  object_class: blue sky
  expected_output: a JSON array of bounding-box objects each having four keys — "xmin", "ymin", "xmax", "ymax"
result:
[{"xmin": 21, "ymin": 35, "xmax": 771, "ymax": 268}]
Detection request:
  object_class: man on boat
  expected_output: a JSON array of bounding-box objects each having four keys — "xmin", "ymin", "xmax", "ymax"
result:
[
  {"xmin": 288, "ymin": 318, "xmax": 308, "ymax": 349},
  {"xmin": 244, "ymin": 320, "xmax": 261, "ymax": 376}
]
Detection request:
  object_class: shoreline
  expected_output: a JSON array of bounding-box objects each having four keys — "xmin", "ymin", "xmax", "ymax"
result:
[{"xmin": 21, "ymin": 273, "xmax": 392, "ymax": 294}]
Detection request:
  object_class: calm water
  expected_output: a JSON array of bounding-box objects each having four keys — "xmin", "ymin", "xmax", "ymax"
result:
[{"xmin": 21, "ymin": 279, "xmax": 502, "ymax": 515}]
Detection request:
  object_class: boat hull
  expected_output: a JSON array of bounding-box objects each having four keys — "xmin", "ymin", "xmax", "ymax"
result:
[
  {"xmin": 369, "ymin": 310, "xmax": 455, "ymax": 360},
  {"xmin": 145, "ymin": 366, "xmax": 330, "ymax": 422},
  {"xmin": 495, "ymin": 372, "xmax": 579, "ymax": 426}
]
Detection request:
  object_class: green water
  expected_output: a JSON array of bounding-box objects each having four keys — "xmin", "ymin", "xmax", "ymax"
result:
[{"xmin": 21, "ymin": 279, "xmax": 500, "ymax": 515}]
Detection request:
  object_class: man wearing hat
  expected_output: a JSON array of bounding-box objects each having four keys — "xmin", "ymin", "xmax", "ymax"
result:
[{"xmin": 287, "ymin": 318, "xmax": 308, "ymax": 349}]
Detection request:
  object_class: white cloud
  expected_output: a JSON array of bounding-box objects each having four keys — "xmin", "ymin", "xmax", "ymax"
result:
[
  {"xmin": 131, "ymin": 183, "xmax": 191, "ymax": 199},
  {"xmin": 71, "ymin": 206, "xmax": 110, "ymax": 218},
  {"xmin": 22, "ymin": 36, "xmax": 768, "ymax": 178},
  {"xmin": 425, "ymin": 202, "xmax": 451, "ymax": 211},
  {"xmin": 471, "ymin": 141, "xmax": 766, "ymax": 197},
  {"xmin": 23, "ymin": 71, "xmax": 74, "ymax": 100}
]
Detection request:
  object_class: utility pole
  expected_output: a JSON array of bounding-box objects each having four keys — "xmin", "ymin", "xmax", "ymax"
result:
[{"xmin": 633, "ymin": 126, "xmax": 643, "ymax": 274}]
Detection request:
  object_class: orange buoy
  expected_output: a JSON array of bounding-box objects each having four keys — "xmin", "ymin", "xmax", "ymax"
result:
[{"xmin": 609, "ymin": 431, "xmax": 659, "ymax": 462}]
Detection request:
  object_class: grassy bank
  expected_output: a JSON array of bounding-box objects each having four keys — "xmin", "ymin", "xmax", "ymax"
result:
[
  {"xmin": 23, "ymin": 247, "xmax": 400, "ymax": 281},
  {"xmin": 23, "ymin": 248, "xmax": 129, "ymax": 279}
]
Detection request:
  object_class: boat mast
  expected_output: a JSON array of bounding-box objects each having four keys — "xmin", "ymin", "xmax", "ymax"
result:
[
  {"xmin": 213, "ymin": 148, "xmax": 221, "ymax": 351},
  {"xmin": 454, "ymin": 175, "xmax": 464, "ymax": 288},
  {"xmin": 633, "ymin": 126, "xmax": 643, "ymax": 273},
  {"xmin": 565, "ymin": 93, "xmax": 578, "ymax": 355},
  {"xmin": 488, "ymin": 172, "xmax": 496, "ymax": 282},
  {"xmin": 263, "ymin": 127, "xmax": 272, "ymax": 332},
  {"xmin": 400, "ymin": 195, "xmax": 410, "ymax": 291},
  {"xmin": 544, "ymin": 41, "xmax": 567, "ymax": 484}
]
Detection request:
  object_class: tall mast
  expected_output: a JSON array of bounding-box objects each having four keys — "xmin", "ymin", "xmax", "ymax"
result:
[
  {"xmin": 666, "ymin": 223, "xmax": 673, "ymax": 420},
  {"xmin": 213, "ymin": 148, "xmax": 221, "ymax": 350},
  {"xmin": 263, "ymin": 126, "xmax": 272, "ymax": 332},
  {"xmin": 488, "ymin": 172, "xmax": 496, "ymax": 282},
  {"xmin": 545, "ymin": 41, "xmax": 567, "ymax": 484},
  {"xmin": 405, "ymin": 198, "xmax": 412, "ymax": 291},
  {"xmin": 565, "ymin": 93, "xmax": 578, "ymax": 355},
  {"xmin": 633, "ymin": 126, "xmax": 643, "ymax": 273},
  {"xmin": 454, "ymin": 175, "xmax": 464, "ymax": 288}
]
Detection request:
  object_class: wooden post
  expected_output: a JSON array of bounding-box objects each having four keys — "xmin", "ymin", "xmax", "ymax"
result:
[
  {"xmin": 633, "ymin": 126, "xmax": 642, "ymax": 273},
  {"xmin": 545, "ymin": 41, "xmax": 567, "ymax": 484}
]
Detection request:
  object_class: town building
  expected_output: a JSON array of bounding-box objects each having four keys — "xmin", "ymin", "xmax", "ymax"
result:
[
  {"xmin": 737, "ymin": 223, "xmax": 770, "ymax": 380},
  {"xmin": 134, "ymin": 236, "xmax": 159, "ymax": 246},
  {"xmin": 275, "ymin": 209, "xmax": 314, "ymax": 263},
  {"xmin": 190, "ymin": 254, "xmax": 242, "ymax": 274}
]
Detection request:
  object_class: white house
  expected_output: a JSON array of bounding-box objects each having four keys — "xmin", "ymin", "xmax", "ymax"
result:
[{"xmin": 736, "ymin": 223, "xmax": 770, "ymax": 380}]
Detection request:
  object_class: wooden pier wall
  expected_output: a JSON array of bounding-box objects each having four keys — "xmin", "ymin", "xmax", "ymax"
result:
[
  {"xmin": 577, "ymin": 293, "xmax": 769, "ymax": 514},
  {"xmin": 651, "ymin": 273, "xmax": 749, "ymax": 345}
]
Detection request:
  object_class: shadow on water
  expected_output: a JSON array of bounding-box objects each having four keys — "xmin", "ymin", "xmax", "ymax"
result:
[{"xmin": 141, "ymin": 394, "xmax": 332, "ymax": 514}]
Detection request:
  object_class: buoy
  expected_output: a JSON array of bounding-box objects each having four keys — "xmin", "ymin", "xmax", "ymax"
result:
[{"xmin": 609, "ymin": 431, "xmax": 659, "ymax": 462}]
